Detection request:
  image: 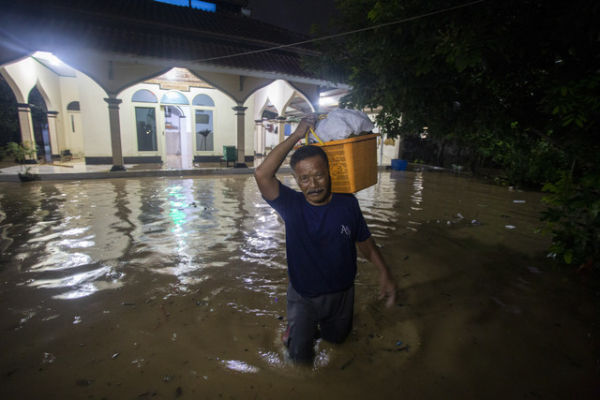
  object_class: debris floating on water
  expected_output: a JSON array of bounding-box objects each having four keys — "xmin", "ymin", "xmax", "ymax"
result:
[
  {"xmin": 131, "ymin": 358, "xmax": 145, "ymax": 368},
  {"xmin": 42, "ymin": 352, "xmax": 56, "ymax": 364},
  {"xmin": 527, "ymin": 266, "xmax": 541, "ymax": 274},
  {"xmin": 505, "ymin": 225, "xmax": 516, "ymax": 229},
  {"xmin": 340, "ymin": 357, "xmax": 355, "ymax": 370},
  {"xmin": 513, "ymin": 200, "xmax": 526, "ymax": 204}
]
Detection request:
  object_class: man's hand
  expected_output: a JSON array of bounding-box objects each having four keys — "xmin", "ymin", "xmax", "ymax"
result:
[
  {"xmin": 379, "ymin": 271, "xmax": 397, "ymax": 308},
  {"xmin": 294, "ymin": 115, "xmax": 317, "ymax": 139},
  {"xmin": 254, "ymin": 115, "xmax": 317, "ymax": 201},
  {"xmin": 357, "ymin": 237, "xmax": 397, "ymax": 308}
]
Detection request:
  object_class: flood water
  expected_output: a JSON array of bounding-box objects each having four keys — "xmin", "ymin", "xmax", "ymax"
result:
[{"xmin": 0, "ymin": 171, "xmax": 598, "ymax": 399}]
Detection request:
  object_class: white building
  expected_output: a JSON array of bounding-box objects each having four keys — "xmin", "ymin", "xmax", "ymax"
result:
[{"xmin": 0, "ymin": 0, "xmax": 399, "ymax": 170}]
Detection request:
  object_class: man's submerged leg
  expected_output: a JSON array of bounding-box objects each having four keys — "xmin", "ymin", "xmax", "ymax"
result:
[
  {"xmin": 318, "ymin": 285, "xmax": 355, "ymax": 344},
  {"xmin": 286, "ymin": 284, "xmax": 318, "ymax": 363}
]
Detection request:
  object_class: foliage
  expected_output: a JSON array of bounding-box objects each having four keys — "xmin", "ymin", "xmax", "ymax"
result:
[
  {"xmin": 3, "ymin": 141, "xmax": 36, "ymax": 163},
  {"xmin": 2, "ymin": 141, "xmax": 39, "ymax": 181},
  {"xmin": 542, "ymin": 171, "xmax": 600, "ymax": 271},
  {"xmin": 310, "ymin": 0, "xmax": 600, "ymax": 271}
]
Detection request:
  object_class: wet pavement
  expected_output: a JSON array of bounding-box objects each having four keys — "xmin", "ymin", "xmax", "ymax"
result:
[
  {"xmin": 0, "ymin": 160, "xmax": 263, "ymax": 182},
  {"xmin": 0, "ymin": 170, "xmax": 598, "ymax": 399}
]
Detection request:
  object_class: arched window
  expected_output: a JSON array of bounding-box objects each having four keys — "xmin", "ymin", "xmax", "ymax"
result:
[
  {"xmin": 132, "ymin": 89, "xmax": 158, "ymax": 103},
  {"xmin": 160, "ymin": 91, "xmax": 189, "ymax": 105},
  {"xmin": 66, "ymin": 101, "xmax": 80, "ymax": 111},
  {"xmin": 192, "ymin": 94, "xmax": 215, "ymax": 107}
]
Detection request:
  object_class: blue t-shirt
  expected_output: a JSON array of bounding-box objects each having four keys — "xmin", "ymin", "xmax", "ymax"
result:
[{"xmin": 266, "ymin": 181, "xmax": 371, "ymax": 297}]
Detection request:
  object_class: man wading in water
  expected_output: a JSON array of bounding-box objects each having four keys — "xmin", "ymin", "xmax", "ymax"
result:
[{"xmin": 254, "ymin": 116, "xmax": 397, "ymax": 363}]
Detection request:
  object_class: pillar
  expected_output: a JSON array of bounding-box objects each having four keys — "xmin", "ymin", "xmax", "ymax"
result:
[
  {"xmin": 232, "ymin": 105, "xmax": 248, "ymax": 168},
  {"xmin": 46, "ymin": 111, "xmax": 60, "ymax": 159},
  {"xmin": 16, "ymin": 103, "xmax": 37, "ymax": 162},
  {"xmin": 104, "ymin": 96, "xmax": 125, "ymax": 171},
  {"xmin": 277, "ymin": 116, "xmax": 286, "ymax": 144},
  {"xmin": 16, "ymin": 103, "xmax": 34, "ymax": 144},
  {"xmin": 254, "ymin": 119, "xmax": 265, "ymax": 156}
]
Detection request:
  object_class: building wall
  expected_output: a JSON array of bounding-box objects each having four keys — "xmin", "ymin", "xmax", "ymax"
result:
[
  {"xmin": 2, "ymin": 57, "xmax": 66, "ymax": 154},
  {"xmin": 78, "ymin": 73, "xmax": 111, "ymax": 158},
  {"xmin": 118, "ymin": 84, "xmax": 247, "ymax": 161},
  {"xmin": 3, "ymin": 56, "xmax": 312, "ymax": 164},
  {"xmin": 58, "ymin": 73, "xmax": 87, "ymax": 157},
  {"xmin": 2, "ymin": 57, "xmax": 62, "ymax": 109}
]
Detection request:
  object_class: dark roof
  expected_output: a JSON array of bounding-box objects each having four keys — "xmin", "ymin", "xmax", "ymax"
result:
[{"xmin": 0, "ymin": 0, "xmax": 320, "ymax": 79}]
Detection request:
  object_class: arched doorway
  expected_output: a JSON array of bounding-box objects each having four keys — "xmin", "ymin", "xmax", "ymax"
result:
[
  {"xmin": 0, "ymin": 74, "xmax": 19, "ymax": 147},
  {"xmin": 163, "ymin": 105, "xmax": 185, "ymax": 169},
  {"xmin": 160, "ymin": 91, "xmax": 190, "ymax": 169},
  {"xmin": 28, "ymin": 87, "xmax": 50, "ymax": 161}
]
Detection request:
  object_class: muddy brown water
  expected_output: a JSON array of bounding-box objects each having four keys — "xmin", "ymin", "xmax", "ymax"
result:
[{"xmin": 0, "ymin": 171, "xmax": 598, "ymax": 399}]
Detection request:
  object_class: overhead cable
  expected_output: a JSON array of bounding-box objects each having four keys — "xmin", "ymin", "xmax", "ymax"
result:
[{"xmin": 196, "ymin": 0, "xmax": 486, "ymax": 63}]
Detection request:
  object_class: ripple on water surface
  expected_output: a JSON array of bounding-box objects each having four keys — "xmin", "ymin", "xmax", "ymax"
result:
[
  {"xmin": 0, "ymin": 172, "xmax": 550, "ymax": 381},
  {"xmin": 0, "ymin": 172, "xmax": 547, "ymax": 303}
]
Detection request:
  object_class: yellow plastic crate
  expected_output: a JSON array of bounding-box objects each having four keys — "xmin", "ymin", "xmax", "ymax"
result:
[{"xmin": 315, "ymin": 133, "xmax": 379, "ymax": 193}]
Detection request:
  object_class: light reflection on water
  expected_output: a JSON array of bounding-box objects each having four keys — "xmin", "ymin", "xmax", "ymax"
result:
[
  {"xmin": 221, "ymin": 358, "xmax": 260, "ymax": 373},
  {"xmin": 1, "ymin": 171, "xmax": 592, "ymax": 399},
  {"xmin": 0, "ymin": 172, "xmax": 546, "ymax": 303}
]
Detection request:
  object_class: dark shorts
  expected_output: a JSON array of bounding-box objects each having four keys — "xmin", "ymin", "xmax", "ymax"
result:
[{"xmin": 285, "ymin": 283, "xmax": 355, "ymax": 363}]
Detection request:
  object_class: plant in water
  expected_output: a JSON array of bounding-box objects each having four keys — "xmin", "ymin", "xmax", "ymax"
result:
[{"xmin": 3, "ymin": 141, "xmax": 40, "ymax": 181}]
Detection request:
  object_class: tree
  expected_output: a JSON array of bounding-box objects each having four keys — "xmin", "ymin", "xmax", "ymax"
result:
[{"xmin": 312, "ymin": 0, "xmax": 600, "ymax": 271}]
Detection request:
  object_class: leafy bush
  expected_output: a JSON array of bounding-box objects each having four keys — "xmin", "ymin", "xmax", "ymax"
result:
[{"xmin": 541, "ymin": 171, "xmax": 600, "ymax": 271}]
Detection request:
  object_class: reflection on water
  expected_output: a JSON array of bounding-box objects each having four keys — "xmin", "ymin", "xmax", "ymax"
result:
[
  {"xmin": 2, "ymin": 171, "xmax": 590, "ymax": 399},
  {"xmin": 0, "ymin": 177, "xmax": 290, "ymax": 301},
  {"xmin": 0, "ymin": 171, "xmax": 548, "ymax": 319},
  {"xmin": 220, "ymin": 359, "xmax": 260, "ymax": 373}
]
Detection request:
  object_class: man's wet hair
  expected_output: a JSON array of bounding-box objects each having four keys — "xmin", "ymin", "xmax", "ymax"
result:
[{"xmin": 290, "ymin": 145, "xmax": 329, "ymax": 170}]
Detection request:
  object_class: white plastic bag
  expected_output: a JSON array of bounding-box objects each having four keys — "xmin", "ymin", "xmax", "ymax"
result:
[{"xmin": 312, "ymin": 108, "xmax": 374, "ymax": 142}]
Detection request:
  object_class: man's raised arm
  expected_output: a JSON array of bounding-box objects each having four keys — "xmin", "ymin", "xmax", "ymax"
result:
[{"xmin": 254, "ymin": 116, "xmax": 315, "ymax": 201}]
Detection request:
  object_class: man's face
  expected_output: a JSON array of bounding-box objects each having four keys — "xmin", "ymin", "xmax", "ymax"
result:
[{"xmin": 293, "ymin": 155, "xmax": 332, "ymax": 206}]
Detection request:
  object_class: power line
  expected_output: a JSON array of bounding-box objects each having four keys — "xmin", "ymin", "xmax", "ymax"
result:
[{"xmin": 196, "ymin": 0, "xmax": 486, "ymax": 63}]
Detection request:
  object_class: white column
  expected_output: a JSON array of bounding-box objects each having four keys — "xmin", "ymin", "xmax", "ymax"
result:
[
  {"xmin": 277, "ymin": 117, "xmax": 286, "ymax": 144},
  {"xmin": 104, "ymin": 96, "xmax": 125, "ymax": 171},
  {"xmin": 232, "ymin": 105, "xmax": 248, "ymax": 167},
  {"xmin": 254, "ymin": 119, "xmax": 265, "ymax": 156},
  {"xmin": 17, "ymin": 103, "xmax": 35, "ymax": 144},
  {"xmin": 46, "ymin": 111, "xmax": 60, "ymax": 158}
]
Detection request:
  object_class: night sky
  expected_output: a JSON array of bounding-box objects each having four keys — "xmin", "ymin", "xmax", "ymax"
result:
[{"xmin": 248, "ymin": 0, "xmax": 339, "ymax": 35}]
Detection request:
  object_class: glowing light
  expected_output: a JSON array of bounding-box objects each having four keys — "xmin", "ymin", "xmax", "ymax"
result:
[
  {"xmin": 319, "ymin": 96, "xmax": 338, "ymax": 107},
  {"xmin": 32, "ymin": 51, "xmax": 62, "ymax": 66},
  {"xmin": 165, "ymin": 68, "xmax": 178, "ymax": 80}
]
